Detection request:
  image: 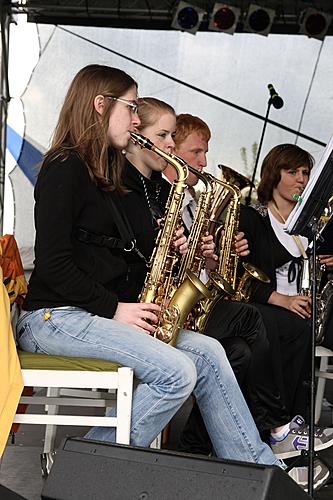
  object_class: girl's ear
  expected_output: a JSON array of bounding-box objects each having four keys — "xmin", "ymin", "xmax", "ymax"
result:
[{"xmin": 94, "ymin": 94, "xmax": 105, "ymax": 116}]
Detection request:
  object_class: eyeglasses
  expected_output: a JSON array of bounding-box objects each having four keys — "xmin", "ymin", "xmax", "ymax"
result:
[{"xmin": 107, "ymin": 96, "xmax": 139, "ymax": 114}]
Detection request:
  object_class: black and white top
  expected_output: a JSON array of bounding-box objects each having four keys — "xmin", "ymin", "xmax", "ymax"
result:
[
  {"xmin": 239, "ymin": 203, "xmax": 307, "ymax": 304},
  {"xmin": 268, "ymin": 208, "xmax": 308, "ymax": 295}
]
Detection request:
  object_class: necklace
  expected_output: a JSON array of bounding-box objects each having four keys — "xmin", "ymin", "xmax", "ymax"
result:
[{"xmin": 140, "ymin": 174, "xmax": 162, "ymax": 227}]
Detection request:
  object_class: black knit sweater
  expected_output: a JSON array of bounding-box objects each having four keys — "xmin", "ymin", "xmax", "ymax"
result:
[
  {"xmin": 24, "ymin": 152, "xmax": 170, "ymax": 316},
  {"xmin": 24, "ymin": 151, "xmax": 128, "ymax": 318}
]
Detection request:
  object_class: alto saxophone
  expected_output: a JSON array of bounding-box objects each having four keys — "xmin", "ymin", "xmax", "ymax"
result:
[{"xmin": 130, "ymin": 132, "xmax": 210, "ymax": 346}]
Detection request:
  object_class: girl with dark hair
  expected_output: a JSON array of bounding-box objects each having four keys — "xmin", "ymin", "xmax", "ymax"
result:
[{"xmin": 239, "ymin": 143, "xmax": 333, "ymax": 458}]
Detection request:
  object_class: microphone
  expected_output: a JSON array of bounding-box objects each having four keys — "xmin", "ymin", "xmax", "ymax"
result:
[{"xmin": 267, "ymin": 84, "xmax": 284, "ymax": 109}]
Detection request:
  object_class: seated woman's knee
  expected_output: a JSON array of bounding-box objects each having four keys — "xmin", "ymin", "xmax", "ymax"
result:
[{"xmin": 178, "ymin": 355, "xmax": 197, "ymax": 397}]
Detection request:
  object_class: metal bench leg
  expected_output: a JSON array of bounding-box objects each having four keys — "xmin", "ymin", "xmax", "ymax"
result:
[{"xmin": 315, "ymin": 356, "xmax": 329, "ymax": 424}]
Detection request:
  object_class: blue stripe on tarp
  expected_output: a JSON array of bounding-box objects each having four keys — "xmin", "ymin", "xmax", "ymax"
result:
[{"xmin": 7, "ymin": 125, "xmax": 43, "ymax": 185}]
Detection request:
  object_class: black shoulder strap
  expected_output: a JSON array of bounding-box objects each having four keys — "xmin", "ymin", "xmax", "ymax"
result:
[
  {"xmin": 103, "ymin": 192, "xmax": 149, "ymax": 266},
  {"xmin": 103, "ymin": 192, "xmax": 136, "ymax": 251}
]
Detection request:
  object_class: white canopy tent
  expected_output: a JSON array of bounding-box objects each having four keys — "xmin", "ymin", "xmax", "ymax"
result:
[{"xmin": 2, "ymin": 2, "xmax": 333, "ymax": 269}]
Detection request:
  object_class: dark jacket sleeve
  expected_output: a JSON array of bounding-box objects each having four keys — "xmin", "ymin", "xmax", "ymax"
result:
[
  {"xmin": 32, "ymin": 155, "xmax": 119, "ymax": 318},
  {"xmin": 239, "ymin": 205, "xmax": 277, "ymax": 304}
]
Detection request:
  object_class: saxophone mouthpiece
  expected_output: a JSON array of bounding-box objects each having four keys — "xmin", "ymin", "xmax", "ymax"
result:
[
  {"xmin": 129, "ymin": 131, "xmax": 154, "ymax": 150},
  {"xmin": 293, "ymin": 193, "xmax": 303, "ymax": 203}
]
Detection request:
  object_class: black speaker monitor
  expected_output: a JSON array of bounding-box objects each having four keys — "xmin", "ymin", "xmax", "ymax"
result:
[
  {"xmin": 0, "ymin": 485, "xmax": 27, "ymax": 500},
  {"xmin": 42, "ymin": 437, "xmax": 308, "ymax": 500}
]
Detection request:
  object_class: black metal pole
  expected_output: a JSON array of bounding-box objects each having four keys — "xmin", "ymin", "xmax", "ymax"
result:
[
  {"xmin": 308, "ymin": 226, "xmax": 318, "ymax": 497},
  {"xmin": 245, "ymin": 99, "xmax": 272, "ymax": 206},
  {"xmin": 0, "ymin": 0, "xmax": 11, "ymax": 234}
]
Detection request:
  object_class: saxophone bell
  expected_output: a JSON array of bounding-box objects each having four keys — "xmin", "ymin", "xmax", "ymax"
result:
[
  {"xmin": 236, "ymin": 262, "xmax": 270, "ymax": 302},
  {"xmin": 219, "ymin": 165, "xmax": 255, "ymax": 192},
  {"xmin": 208, "ymin": 271, "xmax": 235, "ymax": 296},
  {"xmin": 157, "ymin": 270, "xmax": 212, "ymax": 346}
]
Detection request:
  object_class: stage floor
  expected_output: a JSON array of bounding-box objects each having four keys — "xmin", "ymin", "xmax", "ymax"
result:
[{"xmin": 1, "ymin": 386, "xmax": 333, "ymax": 499}]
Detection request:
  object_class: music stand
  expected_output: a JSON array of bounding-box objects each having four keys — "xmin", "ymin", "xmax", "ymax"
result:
[{"xmin": 284, "ymin": 134, "xmax": 333, "ymax": 497}]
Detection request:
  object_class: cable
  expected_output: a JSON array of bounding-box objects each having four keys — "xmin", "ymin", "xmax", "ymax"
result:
[
  {"xmin": 57, "ymin": 26, "xmax": 326, "ymax": 147},
  {"xmin": 295, "ymin": 38, "xmax": 324, "ymax": 146}
]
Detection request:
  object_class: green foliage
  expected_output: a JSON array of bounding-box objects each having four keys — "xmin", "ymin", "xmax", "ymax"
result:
[{"xmin": 240, "ymin": 142, "xmax": 259, "ymax": 181}]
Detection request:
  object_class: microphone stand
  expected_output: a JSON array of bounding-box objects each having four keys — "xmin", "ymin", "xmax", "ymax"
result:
[
  {"xmin": 306, "ymin": 225, "xmax": 318, "ymax": 498},
  {"xmin": 245, "ymin": 98, "xmax": 272, "ymax": 206},
  {"xmin": 305, "ymin": 217, "xmax": 332, "ymax": 498},
  {"xmin": 297, "ymin": 217, "xmax": 327, "ymax": 497}
]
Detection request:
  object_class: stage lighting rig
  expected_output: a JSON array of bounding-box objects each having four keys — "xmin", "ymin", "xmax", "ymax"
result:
[
  {"xmin": 171, "ymin": 1, "xmax": 206, "ymax": 35},
  {"xmin": 299, "ymin": 7, "xmax": 332, "ymax": 40},
  {"xmin": 244, "ymin": 3, "xmax": 275, "ymax": 36},
  {"xmin": 208, "ymin": 3, "xmax": 241, "ymax": 34}
]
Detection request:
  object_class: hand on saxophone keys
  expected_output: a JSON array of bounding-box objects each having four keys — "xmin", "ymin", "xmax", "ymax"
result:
[
  {"xmin": 234, "ymin": 232, "xmax": 250, "ymax": 257},
  {"xmin": 201, "ymin": 233, "xmax": 218, "ymax": 271},
  {"xmin": 114, "ymin": 302, "xmax": 161, "ymax": 334},
  {"xmin": 319, "ymin": 254, "xmax": 333, "ymax": 267},
  {"xmin": 173, "ymin": 226, "xmax": 188, "ymax": 255}
]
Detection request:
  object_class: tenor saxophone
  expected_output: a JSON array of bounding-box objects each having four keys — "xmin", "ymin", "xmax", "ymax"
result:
[
  {"xmin": 130, "ymin": 132, "xmax": 211, "ymax": 346},
  {"xmin": 171, "ymin": 166, "xmax": 234, "ymax": 332},
  {"xmin": 193, "ymin": 168, "xmax": 269, "ymax": 331}
]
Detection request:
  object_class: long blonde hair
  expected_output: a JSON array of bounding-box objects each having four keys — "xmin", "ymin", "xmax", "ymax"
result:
[
  {"xmin": 45, "ymin": 64, "xmax": 137, "ymax": 191},
  {"xmin": 137, "ymin": 97, "xmax": 175, "ymax": 131}
]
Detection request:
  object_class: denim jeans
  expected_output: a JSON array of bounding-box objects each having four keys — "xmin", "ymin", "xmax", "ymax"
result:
[{"xmin": 16, "ymin": 306, "xmax": 279, "ymax": 466}]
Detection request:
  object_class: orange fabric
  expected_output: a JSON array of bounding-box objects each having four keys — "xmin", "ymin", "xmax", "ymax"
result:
[
  {"xmin": 0, "ymin": 234, "xmax": 28, "ymax": 306},
  {"xmin": 0, "ymin": 267, "xmax": 24, "ymax": 457},
  {"xmin": 0, "ymin": 235, "xmax": 28, "ymax": 445}
]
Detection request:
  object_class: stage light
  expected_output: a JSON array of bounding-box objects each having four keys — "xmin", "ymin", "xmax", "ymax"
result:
[
  {"xmin": 171, "ymin": 1, "xmax": 206, "ymax": 35},
  {"xmin": 244, "ymin": 3, "xmax": 275, "ymax": 36},
  {"xmin": 208, "ymin": 3, "xmax": 241, "ymax": 34},
  {"xmin": 299, "ymin": 8, "xmax": 332, "ymax": 40}
]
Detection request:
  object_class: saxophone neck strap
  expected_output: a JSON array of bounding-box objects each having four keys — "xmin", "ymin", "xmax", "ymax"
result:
[{"xmin": 271, "ymin": 198, "xmax": 308, "ymax": 260}]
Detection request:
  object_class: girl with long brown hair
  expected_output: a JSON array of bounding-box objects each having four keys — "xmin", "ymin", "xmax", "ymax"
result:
[{"xmin": 15, "ymin": 69, "xmax": 320, "ymax": 486}]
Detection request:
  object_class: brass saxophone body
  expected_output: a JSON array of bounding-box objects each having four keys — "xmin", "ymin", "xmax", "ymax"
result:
[
  {"xmin": 130, "ymin": 132, "xmax": 210, "ymax": 346},
  {"xmin": 209, "ymin": 168, "xmax": 269, "ymax": 305},
  {"xmin": 300, "ymin": 196, "xmax": 333, "ymax": 344},
  {"xmin": 176, "ymin": 166, "xmax": 217, "ymax": 280},
  {"xmin": 168, "ymin": 165, "xmax": 231, "ymax": 332},
  {"xmin": 192, "ymin": 176, "xmax": 239, "ymax": 332}
]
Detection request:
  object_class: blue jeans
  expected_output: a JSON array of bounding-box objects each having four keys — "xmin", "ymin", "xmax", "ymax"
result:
[{"xmin": 16, "ymin": 306, "xmax": 279, "ymax": 466}]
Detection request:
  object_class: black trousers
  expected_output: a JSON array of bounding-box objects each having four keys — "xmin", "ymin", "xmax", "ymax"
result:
[
  {"xmin": 178, "ymin": 300, "xmax": 290, "ymax": 455},
  {"xmin": 253, "ymin": 303, "xmax": 311, "ymax": 419}
]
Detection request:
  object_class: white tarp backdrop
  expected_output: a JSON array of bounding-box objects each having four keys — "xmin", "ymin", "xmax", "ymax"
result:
[{"xmin": 6, "ymin": 15, "xmax": 333, "ymax": 269}]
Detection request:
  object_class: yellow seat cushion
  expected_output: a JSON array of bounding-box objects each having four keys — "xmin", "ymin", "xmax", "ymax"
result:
[{"xmin": 18, "ymin": 350, "xmax": 120, "ymax": 372}]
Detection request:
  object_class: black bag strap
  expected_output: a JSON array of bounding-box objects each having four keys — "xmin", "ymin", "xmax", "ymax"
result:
[
  {"xmin": 103, "ymin": 192, "xmax": 136, "ymax": 251},
  {"xmin": 75, "ymin": 192, "xmax": 149, "ymax": 265},
  {"xmin": 103, "ymin": 192, "xmax": 149, "ymax": 266},
  {"xmin": 75, "ymin": 228, "xmax": 128, "ymax": 250}
]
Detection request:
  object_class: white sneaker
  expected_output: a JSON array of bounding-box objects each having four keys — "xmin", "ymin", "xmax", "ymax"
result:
[
  {"xmin": 271, "ymin": 415, "xmax": 333, "ymax": 459},
  {"xmin": 288, "ymin": 458, "xmax": 330, "ymax": 492}
]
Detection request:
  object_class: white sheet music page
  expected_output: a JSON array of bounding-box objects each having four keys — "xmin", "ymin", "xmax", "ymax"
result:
[{"xmin": 284, "ymin": 134, "xmax": 333, "ymax": 235}]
